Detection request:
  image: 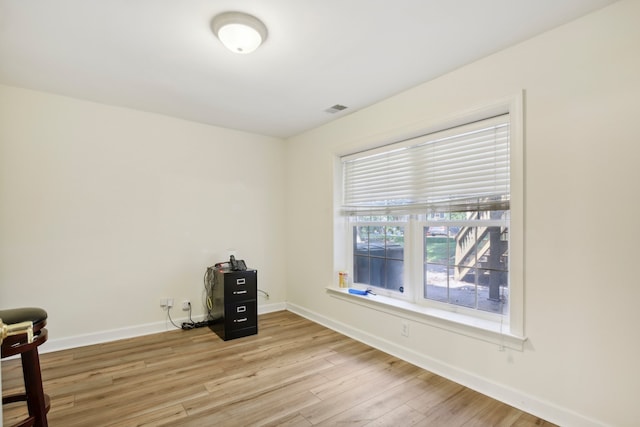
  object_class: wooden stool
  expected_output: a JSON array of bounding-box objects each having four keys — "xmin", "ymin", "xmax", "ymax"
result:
[{"xmin": 1, "ymin": 307, "xmax": 50, "ymax": 427}]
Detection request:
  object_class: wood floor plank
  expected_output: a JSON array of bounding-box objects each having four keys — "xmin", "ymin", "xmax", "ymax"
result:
[
  {"xmin": 421, "ymin": 387, "xmax": 497, "ymax": 426},
  {"xmin": 364, "ymin": 403, "xmax": 428, "ymax": 426},
  {"xmin": 512, "ymin": 412, "xmax": 555, "ymax": 426},
  {"xmin": 315, "ymin": 376, "xmax": 431, "ymax": 426},
  {"xmin": 260, "ymin": 412, "xmax": 313, "ymax": 427},
  {"xmin": 105, "ymin": 403, "xmax": 188, "ymax": 427},
  {"xmin": 2, "ymin": 311, "xmax": 557, "ymax": 427},
  {"xmin": 460, "ymin": 398, "xmax": 524, "ymax": 427},
  {"xmin": 406, "ymin": 372, "xmax": 466, "ymax": 414}
]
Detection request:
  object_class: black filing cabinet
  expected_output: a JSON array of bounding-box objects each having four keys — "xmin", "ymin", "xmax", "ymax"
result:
[{"xmin": 209, "ymin": 269, "xmax": 258, "ymax": 340}]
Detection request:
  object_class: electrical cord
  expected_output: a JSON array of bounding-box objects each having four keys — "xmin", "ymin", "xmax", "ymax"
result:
[
  {"xmin": 166, "ymin": 306, "xmax": 181, "ymax": 329},
  {"xmin": 167, "ymin": 301, "xmax": 214, "ymax": 331},
  {"xmin": 180, "ymin": 302, "xmax": 196, "ymax": 330},
  {"xmin": 182, "ymin": 318, "xmax": 219, "ymax": 329},
  {"xmin": 204, "ymin": 266, "xmax": 216, "ymax": 319},
  {"xmin": 187, "ymin": 302, "xmax": 195, "ymax": 324},
  {"xmin": 171, "ymin": 301, "xmax": 219, "ymax": 330},
  {"xmin": 168, "ymin": 265, "xmax": 220, "ymax": 330}
]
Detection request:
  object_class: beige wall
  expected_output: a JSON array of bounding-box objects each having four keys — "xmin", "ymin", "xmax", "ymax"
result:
[
  {"xmin": 0, "ymin": 85, "xmax": 287, "ymax": 344},
  {"xmin": 285, "ymin": 1, "xmax": 639, "ymax": 426}
]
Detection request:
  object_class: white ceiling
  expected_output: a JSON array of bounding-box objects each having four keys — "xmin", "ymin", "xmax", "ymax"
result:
[{"xmin": 0, "ymin": 0, "xmax": 617, "ymax": 138}]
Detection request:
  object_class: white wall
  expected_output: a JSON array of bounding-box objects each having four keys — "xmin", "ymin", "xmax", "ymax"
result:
[
  {"xmin": 285, "ymin": 1, "xmax": 640, "ymax": 426},
  {"xmin": 0, "ymin": 85, "xmax": 287, "ymax": 347}
]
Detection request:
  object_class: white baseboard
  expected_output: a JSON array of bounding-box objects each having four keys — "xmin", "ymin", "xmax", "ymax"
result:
[
  {"xmin": 285, "ymin": 302, "xmax": 606, "ymax": 427},
  {"xmin": 42, "ymin": 301, "xmax": 287, "ymax": 354},
  {"xmin": 260, "ymin": 301, "xmax": 287, "ymax": 314}
]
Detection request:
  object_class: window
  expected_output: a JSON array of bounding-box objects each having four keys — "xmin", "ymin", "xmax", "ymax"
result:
[{"xmin": 337, "ymin": 99, "xmax": 524, "ymax": 343}]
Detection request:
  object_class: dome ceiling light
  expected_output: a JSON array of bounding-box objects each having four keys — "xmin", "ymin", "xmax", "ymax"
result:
[{"xmin": 211, "ymin": 11, "xmax": 268, "ymax": 54}]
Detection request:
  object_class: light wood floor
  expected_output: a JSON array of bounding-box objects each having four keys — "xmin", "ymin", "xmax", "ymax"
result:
[{"xmin": 2, "ymin": 311, "xmax": 555, "ymax": 426}]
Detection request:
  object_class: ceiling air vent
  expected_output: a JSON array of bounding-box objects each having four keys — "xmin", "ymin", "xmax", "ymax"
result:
[{"xmin": 324, "ymin": 104, "xmax": 348, "ymax": 114}]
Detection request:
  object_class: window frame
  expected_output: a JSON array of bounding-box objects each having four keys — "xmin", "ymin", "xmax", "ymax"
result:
[{"xmin": 332, "ymin": 93, "xmax": 525, "ymax": 349}]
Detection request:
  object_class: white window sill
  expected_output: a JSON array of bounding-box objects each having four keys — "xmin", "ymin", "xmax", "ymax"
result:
[{"xmin": 326, "ymin": 287, "xmax": 527, "ymax": 351}]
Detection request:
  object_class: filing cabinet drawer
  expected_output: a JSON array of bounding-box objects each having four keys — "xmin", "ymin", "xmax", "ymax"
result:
[
  {"xmin": 226, "ymin": 300, "xmax": 257, "ymax": 327},
  {"xmin": 225, "ymin": 325, "xmax": 258, "ymax": 340},
  {"xmin": 223, "ymin": 270, "xmax": 257, "ymax": 301}
]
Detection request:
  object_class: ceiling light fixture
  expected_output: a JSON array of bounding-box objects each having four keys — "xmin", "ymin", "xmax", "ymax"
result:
[{"xmin": 211, "ymin": 11, "xmax": 268, "ymax": 54}]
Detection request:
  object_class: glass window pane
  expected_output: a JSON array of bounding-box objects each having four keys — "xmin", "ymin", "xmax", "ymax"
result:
[
  {"xmin": 369, "ymin": 226, "xmax": 385, "ymax": 258},
  {"xmin": 353, "ymin": 225, "xmax": 405, "ymax": 292},
  {"xmin": 449, "ymin": 267, "xmax": 476, "ymax": 309},
  {"xmin": 354, "ymin": 226, "xmax": 369, "ymax": 256},
  {"xmin": 386, "ymin": 259, "xmax": 404, "ymax": 291},
  {"xmin": 450, "ymin": 211, "xmax": 470, "ymax": 220},
  {"xmin": 425, "ymin": 232, "xmax": 454, "ymax": 265},
  {"xmin": 370, "ymin": 257, "xmax": 385, "ymax": 287},
  {"xmin": 479, "ymin": 227, "xmax": 509, "ymax": 272},
  {"xmin": 476, "ymin": 268, "xmax": 508, "ymax": 314},
  {"xmin": 424, "ymin": 263, "xmax": 448, "ymax": 302},
  {"xmin": 386, "ymin": 226, "xmax": 404, "ymax": 260},
  {"xmin": 354, "ymin": 255, "xmax": 370, "ymax": 284},
  {"xmin": 454, "ymin": 226, "xmax": 477, "ymax": 268},
  {"xmin": 424, "ymin": 218, "xmax": 510, "ymax": 312}
]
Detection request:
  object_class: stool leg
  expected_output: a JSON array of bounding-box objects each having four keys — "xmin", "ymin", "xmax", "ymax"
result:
[{"xmin": 21, "ymin": 348, "xmax": 48, "ymax": 427}]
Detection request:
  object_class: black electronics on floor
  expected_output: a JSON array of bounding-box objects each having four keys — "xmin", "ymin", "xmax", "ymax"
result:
[{"xmin": 209, "ymin": 268, "xmax": 258, "ymax": 340}]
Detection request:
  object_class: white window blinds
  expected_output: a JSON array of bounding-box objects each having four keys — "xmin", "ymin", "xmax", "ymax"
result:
[{"xmin": 342, "ymin": 114, "xmax": 510, "ymax": 214}]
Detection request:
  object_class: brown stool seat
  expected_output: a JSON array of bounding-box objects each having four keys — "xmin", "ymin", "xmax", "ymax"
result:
[
  {"xmin": 0, "ymin": 308, "xmax": 47, "ymax": 326},
  {"xmin": 1, "ymin": 307, "xmax": 50, "ymax": 427}
]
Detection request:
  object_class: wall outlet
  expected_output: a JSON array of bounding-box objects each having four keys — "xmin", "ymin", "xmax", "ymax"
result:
[
  {"xmin": 401, "ymin": 320, "xmax": 409, "ymax": 337},
  {"xmin": 182, "ymin": 300, "xmax": 190, "ymax": 311},
  {"xmin": 160, "ymin": 298, "xmax": 167, "ymax": 307},
  {"xmin": 167, "ymin": 298, "xmax": 174, "ymax": 308}
]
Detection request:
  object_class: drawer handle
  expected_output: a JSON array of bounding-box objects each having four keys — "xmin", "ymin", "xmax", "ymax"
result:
[
  {"xmin": 233, "ymin": 290, "xmax": 247, "ymax": 295},
  {"xmin": 236, "ymin": 278, "xmax": 246, "ymax": 285},
  {"xmin": 234, "ymin": 318, "xmax": 248, "ymax": 323},
  {"xmin": 237, "ymin": 306, "xmax": 246, "ymax": 313}
]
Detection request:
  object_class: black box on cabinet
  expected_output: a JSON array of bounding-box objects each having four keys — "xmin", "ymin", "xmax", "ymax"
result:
[{"xmin": 208, "ymin": 269, "xmax": 258, "ymax": 340}]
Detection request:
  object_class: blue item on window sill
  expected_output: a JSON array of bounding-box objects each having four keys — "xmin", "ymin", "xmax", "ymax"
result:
[{"xmin": 348, "ymin": 288, "xmax": 376, "ymax": 296}]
